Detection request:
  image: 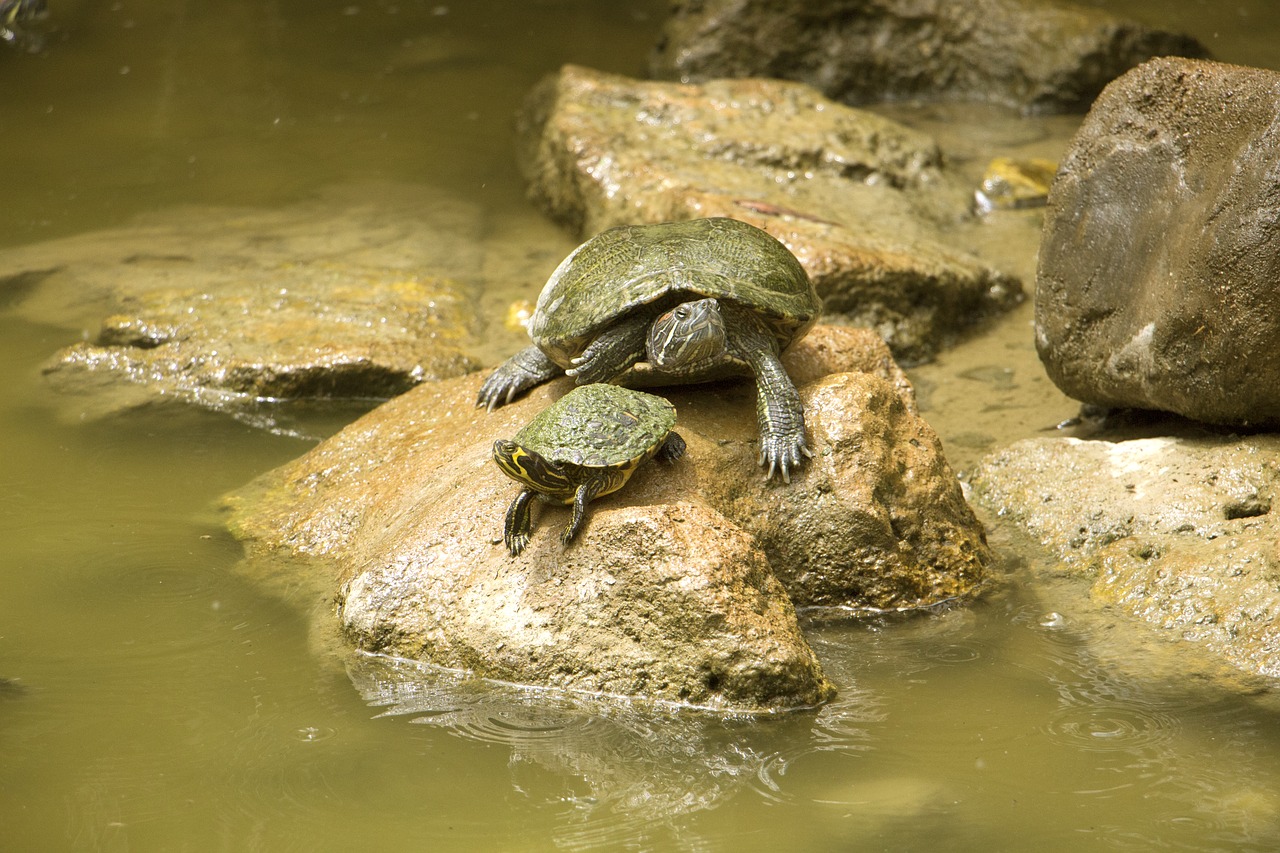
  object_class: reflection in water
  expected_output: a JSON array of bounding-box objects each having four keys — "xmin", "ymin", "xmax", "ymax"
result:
[{"xmin": 348, "ymin": 653, "xmax": 827, "ymax": 851}]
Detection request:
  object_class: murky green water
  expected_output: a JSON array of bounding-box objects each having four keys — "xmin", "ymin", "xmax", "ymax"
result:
[{"xmin": 4, "ymin": 2, "xmax": 1280, "ymax": 850}]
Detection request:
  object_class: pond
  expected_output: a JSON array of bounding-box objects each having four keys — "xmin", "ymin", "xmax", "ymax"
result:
[{"xmin": 3, "ymin": 1, "xmax": 1280, "ymax": 850}]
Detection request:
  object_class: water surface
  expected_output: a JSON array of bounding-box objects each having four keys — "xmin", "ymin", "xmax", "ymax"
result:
[{"xmin": 4, "ymin": 2, "xmax": 1280, "ymax": 850}]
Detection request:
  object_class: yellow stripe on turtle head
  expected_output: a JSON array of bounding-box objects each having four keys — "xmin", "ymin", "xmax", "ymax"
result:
[{"xmin": 492, "ymin": 439, "xmax": 573, "ymax": 493}]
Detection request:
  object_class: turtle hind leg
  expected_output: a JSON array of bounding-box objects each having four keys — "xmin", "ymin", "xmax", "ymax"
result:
[
  {"xmin": 478, "ymin": 345, "xmax": 562, "ymax": 411},
  {"xmin": 503, "ymin": 488, "xmax": 538, "ymax": 556},
  {"xmin": 657, "ymin": 431, "xmax": 686, "ymax": 463}
]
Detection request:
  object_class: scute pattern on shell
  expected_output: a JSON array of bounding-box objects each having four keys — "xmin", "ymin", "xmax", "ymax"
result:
[
  {"xmin": 529, "ymin": 217, "xmax": 819, "ymax": 366},
  {"xmin": 513, "ymin": 384, "xmax": 677, "ymax": 469}
]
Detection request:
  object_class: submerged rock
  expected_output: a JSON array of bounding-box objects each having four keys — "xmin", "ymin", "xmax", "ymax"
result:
[
  {"xmin": 44, "ymin": 268, "xmax": 475, "ymax": 425},
  {"xmin": 650, "ymin": 0, "xmax": 1208, "ymax": 114},
  {"xmin": 226, "ymin": 326, "xmax": 989, "ymax": 709},
  {"xmin": 973, "ymin": 436, "xmax": 1280, "ymax": 682},
  {"xmin": 517, "ymin": 64, "xmax": 1022, "ymax": 363},
  {"xmin": 1037, "ymin": 58, "xmax": 1280, "ymax": 426},
  {"xmin": 0, "ymin": 188, "xmax": 504, "ymax": 430}
]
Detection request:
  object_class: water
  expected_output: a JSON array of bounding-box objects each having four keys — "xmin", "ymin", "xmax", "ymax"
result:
[{"xmin": 3, "ymin": 1, "xmax": 1280, "ymax": 850}]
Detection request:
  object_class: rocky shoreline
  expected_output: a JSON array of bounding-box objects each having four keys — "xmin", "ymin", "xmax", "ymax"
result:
[{"xmin": 5, "ymin": 2, "xmax": 1278, "ymax": 708}]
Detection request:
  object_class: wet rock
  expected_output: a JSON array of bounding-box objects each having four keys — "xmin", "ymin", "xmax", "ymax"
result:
[
  {"xmin": 973, "ymin": 435, "xmax": 1280, "ymax": 681},
  {"xmin": 702, "ymin": 369, "xmax": 989, "ymax": 609},
  {"xmin": 0, "ymin": 188, "xmax": 495, "ymax": 429},
  {"xmin": 973, "ymin": 157, "xmax": 1058, "ymax": 214},
  {"xmin": 650, "ymin": 0, "xmax": 1208, "ymax": 114},
  {"xmin": 226, "ymin": 326, "xmax": 988, "ymax": 708},
  {"xmin": 517, "ymin": 64, "xmax": 1022, "ymax": 363},
  {"xmin": 44, "ymin": 268, "xmax": 475, "ymax": 425},
  {"xmin": 1037, "ymin": 58, "xmax": 1280, "ymax": 427}
]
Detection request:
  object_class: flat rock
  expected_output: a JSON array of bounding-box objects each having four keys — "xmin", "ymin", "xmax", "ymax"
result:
[
  {"xmin": 1037, "ymin": 58, "xmax": 1280, "ymax": 426},
  {"xmin": 1, "ymin": 187, "xmax": 497, "ymax": 429},
  {"xmin": 44, "ymin": 267, "xmax": 475, "ymax": 427},
  {"xmin": 650, "ymin": 0, "xmax": 1208, "ymax": 114},
  {"xmin": 226, "ymin": 326, "xmax": 989, "ymax": 709},
  {"xmin": 973, "ymin": 435, "xmax": 1280, "ymax": 682},
  {"xmin": 517, "ymin": 64, "xmax": 1022, "ymax": 363}
]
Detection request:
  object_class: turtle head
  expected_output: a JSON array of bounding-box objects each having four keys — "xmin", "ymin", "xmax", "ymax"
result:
[
  {"xmin": 493, "ymin": 439, "xmax": 573, "ymax": 496},
  {"xmin": 646, "ymin": 297, "xmax": 727, "ymax": 374}
]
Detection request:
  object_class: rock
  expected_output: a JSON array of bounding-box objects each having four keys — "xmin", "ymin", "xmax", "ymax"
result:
[
  {"xmin": 0, "ymin": 188, "xmax": 502, "ymax": 429},
  {"xmin": 973, "ymin": 157, "xmax": 1058, "ymax": 214},
  {"xmin": 45, "ymin": 266, "xmax": 476, "ymax": 414},
  {"xmin": 44, "ymin": 269, "xmax": 475, "ymax": 426},
  {"xmin": 1036, "ymin": 58, "xmax": 1280, "ymax": 426},
  {"xmin": 973, "ymin": 435, "xmax": 1280, "ymax": 681},
  {"xmin": 226, "ymin": 326, "xmax": 989, "ymax": 708},
  {"xmin": 517, "ymin": 64, "xmax": 1022, "ymax": 363},
  {"xmin": 650, "ymin": 0, "xmax": 1208, "ymax": 114}
]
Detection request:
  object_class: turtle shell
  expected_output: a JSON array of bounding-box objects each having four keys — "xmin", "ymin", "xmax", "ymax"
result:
[
  {"xmin": 514, "ymin": 384, "xmax": 676, "ymax": 469},
  {"xmin": 529, "ymin": 217, "xmax": 819, "ymax": 366}
]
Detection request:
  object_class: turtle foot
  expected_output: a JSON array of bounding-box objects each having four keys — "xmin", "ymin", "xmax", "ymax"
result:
[
  {"xmin": 477, "ymin": 346, "xmax": 561, "ymax": 411},
  {"xmin": 505, "ymin": 531, "xmax": 530, "ymax": 556},
  {"xmin": 758, "ymin": 434, "xmax": 813, "ymax": 484}
]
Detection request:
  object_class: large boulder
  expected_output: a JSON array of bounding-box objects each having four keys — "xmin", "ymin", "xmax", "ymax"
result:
[
  {"xmin": 1037, "ymin": 58, "xmax": 1280, "ymax": 426},
  {"xmin": 226, "ymin": 326, "xmax": 991, "ymax": 709},
  {"xmin": 973, "ymin": 435, "xmax": 1280, "ymax": 682},
  {"xmin": 650, "ymin": 0, "xmax": 1208, "ymax": 114},
  {"xmin": 517, "ymin": 64, "xmax": 1022, "ymax": 363}
]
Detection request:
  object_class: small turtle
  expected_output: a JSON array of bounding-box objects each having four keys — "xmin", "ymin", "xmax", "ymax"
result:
[
  {"xmin": 493, "ymin": 383, "xmax": 685, "ymax": 556},
  {"xmin": 478, "ymin": 217, "xmax": 819, "ymax": 482}
]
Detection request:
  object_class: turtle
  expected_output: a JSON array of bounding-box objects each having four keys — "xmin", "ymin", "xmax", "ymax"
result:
[
  {"xmin": 477, "ymin": 217, "xmax": 819, "ymax": 482},
  {"xmin": 492, "ymin": 383, "xmax": 685, "ymax": 556}
]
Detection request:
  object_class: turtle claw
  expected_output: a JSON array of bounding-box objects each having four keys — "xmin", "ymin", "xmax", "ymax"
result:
[
  {"xmin": 478, "ymin": 346, "xmax": 562, "ymax": 411},
  {"xmin": 505, "ymin": 531, "xmax": 530, "ymax": 556},
  {"xmin": 758, "ymin": 435, "xmax": 811, "ymax": 484},
  {"xmin": 566, "ymin": 351, "xmax": 610, "ymax": 385}
]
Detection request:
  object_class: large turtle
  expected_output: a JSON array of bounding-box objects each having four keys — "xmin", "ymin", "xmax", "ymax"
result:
[
  {"xmin": 478, "ymin": 217, "xmax": 819, "ymax": 482},
  {"xmin": 493, "ymin": 383, "xmax": 685, "ymax": 556}
]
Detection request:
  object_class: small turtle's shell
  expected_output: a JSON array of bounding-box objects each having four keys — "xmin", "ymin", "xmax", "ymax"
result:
[
  {"xmin": 514, "ymin": 384, "xmax": 676, "ymax": 469},
  {"xmin": 529, "ymin": 217, "xmax": 819, "ymax": 366}
]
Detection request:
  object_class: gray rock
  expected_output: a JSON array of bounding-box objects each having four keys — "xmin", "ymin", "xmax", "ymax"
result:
[
  {"xmin": 226, "ymin": 326, "xmax": 990, "ymax": 709},
  {"xmin": 973, "ymin": 435, "xmax": 1280, "ymax": 681},
  {"xmin": 650, "ymin": 0, "xmax": 1208, "ymax": 114},
  {"xmin": 517, "ymin": 64, "xmax": 1022, "ymax": 363},
  {"xmin": 1037, "ymin": 58, "xmax": 1280, "ymax": 426}
]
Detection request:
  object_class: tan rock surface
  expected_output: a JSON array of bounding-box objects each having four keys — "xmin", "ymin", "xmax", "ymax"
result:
[{"xmin": 227, "ymin": 327, "xmax": 989, "ymax": 708}]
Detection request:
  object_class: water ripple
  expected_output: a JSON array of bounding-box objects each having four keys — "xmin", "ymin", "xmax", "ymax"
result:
[{"xmin": 1045, "ymin": 700, "xmax": 1180, "ymax": 753}]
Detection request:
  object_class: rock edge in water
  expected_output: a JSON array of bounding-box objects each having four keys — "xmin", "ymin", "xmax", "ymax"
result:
[{"xmin": 225, "ymin": 326, "xmax": 991, "ymax": 711}]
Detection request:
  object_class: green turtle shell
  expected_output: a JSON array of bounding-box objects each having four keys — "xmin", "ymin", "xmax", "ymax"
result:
[
  {"xmin": 529, "ymin": 217, "xmax": 819, "ymax": 367},
  {"xmin": 514, "ymin": 384, "xmax": 676, "ymax": 469}
]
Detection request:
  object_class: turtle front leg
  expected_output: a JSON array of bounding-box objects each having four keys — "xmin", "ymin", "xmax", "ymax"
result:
[
  {"xmin": 565, "ymin": 311, "xmax": 650, "ymax": 385},
  {"xmin": 725, "ymin": 307, "xmax": 812, "ymax": 483},
  {"xmin": 751, "ymin": 358, "xmax": 811, "ymax": 483},
  {"xmin": 478, "ymin": 345, "xmax": 562, "ymax": 411},
  {"xmin": 560, "ymin": 479, "xmax": 605, "ymax": 546},
  {"xmin": 503, "ymin": 488, "xmax": 538, "ymax": 555}
]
